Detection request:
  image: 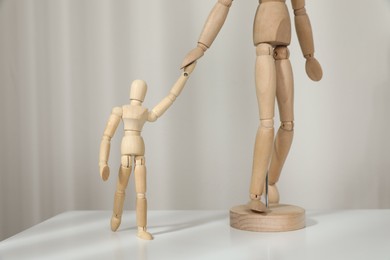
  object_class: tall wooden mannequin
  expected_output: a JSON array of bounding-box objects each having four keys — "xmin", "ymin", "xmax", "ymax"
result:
[
  {"xmin": 182, "ymin": 0, "xmax": 322, "ymax": 230},
  {"xmin": 99, "ymin": 63, "xmax": 196, "ymax": 240}
]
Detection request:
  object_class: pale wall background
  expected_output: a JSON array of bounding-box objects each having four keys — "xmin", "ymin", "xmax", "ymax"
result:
[{"xmin": 1, "ymin": 0, "xmax": 390, "ymax": 241}]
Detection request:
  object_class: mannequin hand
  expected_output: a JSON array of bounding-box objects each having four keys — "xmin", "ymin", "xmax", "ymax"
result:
[
  {"xmin": 100, "ymin": 164, "xmax": 110, "ymax": 181},
  {"xmin": 183, "ymin": 61, "xmax": 197, "ymax": 76},
  {"xmin": 305, "ymin": 56, "xmax": 323, "ymax": 81},
  {"xmin": 181, "ymin": 46, "xmax": 205, "ymax": 69}
]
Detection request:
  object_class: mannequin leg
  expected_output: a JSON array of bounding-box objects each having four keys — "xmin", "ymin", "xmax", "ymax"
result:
[
  {"xmin": 267, "ymin": 46, "xmax": 294, "ymax": 203},
  {"xmin": 111, "ymin": 155, "xmax": 132, "ymax": 231},
  {"xmin": 249, "ymin": 43, "xmax": 277, "ymax": 212},
  {"xmin": 135, "ymin": 156, "xmax": 153, "ymax": 240}
]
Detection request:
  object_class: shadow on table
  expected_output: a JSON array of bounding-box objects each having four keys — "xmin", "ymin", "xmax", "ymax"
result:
[{"xmin": 120, "ymin": 211, "xmax": 227, "ymax": 236}]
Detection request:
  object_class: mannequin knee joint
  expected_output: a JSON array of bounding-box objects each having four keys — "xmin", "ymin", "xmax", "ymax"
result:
[
  {"xmin": 274, "ymin": 46, "xmax": 290, "ymax": 60},
  {"xmin": 137, "ymin": 193, "xmax": 145, "ymax": 199},
  {"xmin": 256, "ymin": 43, "xmax": 273, "ymax": 56},
  {"xmin": 261, "ymin": 119, "xmax": 274, "ymax": 129},
  {"xmin": 281, "ymin": 121, "xmax": 294, "ymax": 131}
]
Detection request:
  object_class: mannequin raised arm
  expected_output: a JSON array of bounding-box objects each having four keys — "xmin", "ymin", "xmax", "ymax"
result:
[
  {"xmin": 148, "ymin": 62, "xmax": 197, "ymax": 122},
  {"xmin": 291, "ymin": 0, "xmax": 323, "ymax": 81},
  {"xmin": 181, "ymin": 0, "xmax": 233, "ymax": 68}
]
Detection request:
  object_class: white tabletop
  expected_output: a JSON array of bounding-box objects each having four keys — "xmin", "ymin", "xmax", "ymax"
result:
[{"xmin": 0, "ymin": 210, "xmax": 389, "ymax": 260}]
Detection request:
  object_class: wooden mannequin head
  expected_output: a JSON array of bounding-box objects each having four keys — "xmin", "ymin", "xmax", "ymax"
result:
[{"xmin": 130, "ymin": 80, "xmax": 147, "ymax": 103}]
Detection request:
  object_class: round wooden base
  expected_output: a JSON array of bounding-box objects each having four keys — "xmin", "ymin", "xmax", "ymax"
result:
[{"xmin": 230, "ymin": 204, "xmax": 305, "ymax": 232}]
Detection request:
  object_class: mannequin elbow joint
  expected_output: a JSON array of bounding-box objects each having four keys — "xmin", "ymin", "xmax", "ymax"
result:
[{"xmin": 218, "ymin": 0, "xmax": 233, "ymax": 7}]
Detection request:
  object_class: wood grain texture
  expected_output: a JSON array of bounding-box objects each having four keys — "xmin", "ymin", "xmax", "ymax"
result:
[{"xmin": 230, "ymin": 204, "xmax": 305, "ymax": 232}]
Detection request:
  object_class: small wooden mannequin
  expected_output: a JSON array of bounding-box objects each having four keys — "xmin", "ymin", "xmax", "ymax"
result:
[
  {"xmin": 99, "ymin": 62, "xmax": 196, "ymax": 240},
  {"xmin": 182, "ymin": 0, "xmax": 322, "ymax": 230}
]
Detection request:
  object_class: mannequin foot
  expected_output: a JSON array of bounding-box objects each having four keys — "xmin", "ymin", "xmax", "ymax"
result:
[
  {"xmin": 268, "ymin": 184, "xmax": 280, "ymax": 204},
  {"xmin": 111, "ymin": 215, "xmax": 121, "ymax": 232},
  {"xmin": 137, "ymin": 227, "xmax": 153, "ymax": 240},
  {"xmin": 248, "ymin": 199, "xmax": 267, "ymax": 213}
]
